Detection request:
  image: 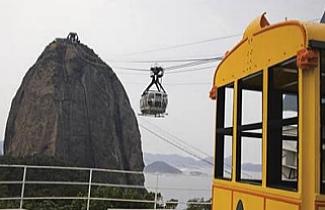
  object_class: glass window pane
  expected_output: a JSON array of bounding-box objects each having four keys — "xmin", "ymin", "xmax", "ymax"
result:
[
  {"xmin": 240, "ymin": 137, "xmax": 262, "ymax": 181},
  {"xmin": 225, "ymin": 87, "xmax": 234, "ymax": 128},
  {"xmin": 223, "ymin": 136, "xmax": 233, "ymax": 179},
  {"xmin": 242, "ymin": 90, "xmax": 262, "ymax": 125},
  {"xmin": 282, "ymin": 140, "xmax": 298, "ymax": 181}
]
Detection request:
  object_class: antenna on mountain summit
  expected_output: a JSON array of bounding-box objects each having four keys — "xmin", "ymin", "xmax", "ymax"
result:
[{"xmin": 67, "ymin": 32, "xmax": 80, "ymax": 44}]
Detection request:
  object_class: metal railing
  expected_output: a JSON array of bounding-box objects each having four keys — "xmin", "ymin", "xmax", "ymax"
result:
[{"xmin": 0, "ymin": 164, "xmax": 212, "ymax": 210}]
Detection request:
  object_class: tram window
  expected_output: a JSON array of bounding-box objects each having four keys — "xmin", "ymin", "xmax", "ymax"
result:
[
  {"xmin": 237, "ymin": 72, "xmax": 263, "ymax": 184},
  {"xmin": 321, "ymin": 50, "xmax": 325, "ymax": 193},
  {"xmin": 267, "ymin": 57, "xmax": 298, "ymax": 191},
  {"xmin": 215, "ymin": 84, "xmax": 234, "ymax": 179}
]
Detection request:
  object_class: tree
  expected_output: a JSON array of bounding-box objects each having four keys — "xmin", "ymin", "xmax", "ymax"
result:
[
  {"xmin": 165, "ymin": 198, "xmax": 178, "ymax": 209},
  {"xmin": 186, "ymin": 198, "xmax": 211, "ymax": 210}
]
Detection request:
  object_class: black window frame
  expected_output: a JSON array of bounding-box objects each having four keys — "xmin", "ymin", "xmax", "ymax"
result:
[
  {"xmin": 236, "ymin": 71, "xmax": 263, "ymax": 185},
  {"xmin": 266, "ymin": 57, "xmax": 299, "ymax": 192},
  {"xmin": 320, "ymin": 49, "xmax": 325, "ymax": 193},
  {"xmin": 215, "ymin": 83, "xmax": 234, "ymax": 180}
]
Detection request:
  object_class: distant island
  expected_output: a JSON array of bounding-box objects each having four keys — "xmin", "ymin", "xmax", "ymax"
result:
[
  {"xmin": 144, "ymin": 161, "xmax": 183, "ymax": 174},
  {"xmin": 144, "ymin": 153, "xmax": 213, "ymax": 169},
  {"xmin": 143, "ymin": 153, "xmax": 262, "ymax": 175}
]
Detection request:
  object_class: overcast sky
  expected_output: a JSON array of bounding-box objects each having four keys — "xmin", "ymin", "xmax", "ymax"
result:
[{"xmin": 0, "ymin": 0, "xmax": 324, "ymax": 162}]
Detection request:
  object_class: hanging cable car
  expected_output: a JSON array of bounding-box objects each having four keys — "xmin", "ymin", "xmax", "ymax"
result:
[{"xmin": 140, "ymin": 66, "xmax": 168, "ymax": 117}]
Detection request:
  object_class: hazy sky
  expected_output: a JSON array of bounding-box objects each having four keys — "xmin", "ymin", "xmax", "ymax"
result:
[{"xmin": 0, "ymin": 0, "xmax": 324, "ymax": 162}]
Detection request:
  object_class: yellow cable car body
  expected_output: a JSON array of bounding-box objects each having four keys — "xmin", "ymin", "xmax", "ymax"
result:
[{"xmin": 210, "ymin": 13, "xmax": 325, "ymax": 210}]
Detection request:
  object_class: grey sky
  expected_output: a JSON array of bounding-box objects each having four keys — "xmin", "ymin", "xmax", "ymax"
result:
[{"xmin": 0, "ymin": 0, "xmax": 324, "ymax": 161}]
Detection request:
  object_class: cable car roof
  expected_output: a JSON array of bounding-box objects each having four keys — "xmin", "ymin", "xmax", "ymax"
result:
[{"xmin": 211, "ymin": 13, "xmax": 325, "ymax": 89}]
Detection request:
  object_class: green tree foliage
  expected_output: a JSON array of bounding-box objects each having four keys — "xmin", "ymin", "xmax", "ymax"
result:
[
  {"xmin": 165, "ymin": 198, "xmax": 178, "ymax": 209},
  {"xmin": 0, "ymin": 155, "xmax": 89, "ymax": 199}
]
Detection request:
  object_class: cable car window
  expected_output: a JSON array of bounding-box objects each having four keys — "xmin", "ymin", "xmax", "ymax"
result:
[
  {"xmin": 237, "ymin": 72, "xmax": 263, "ymax": 184},
  {"xmin": 148, "ymin": 93, "xmax": 154, "ymax": 106},
  {"xmin": 162, "ymin": 94, "xmax": 167, "ymax": 108},
  {"xmin": 215, "ymin": 83, "xmax": 234, "ymax": 180},
  {"xmin": 156, "ymin": 93, "xmax": 162, "ymax": 107},
  {"xmin": 267, "ymin": 57, "xmax": 299, "ymax": 191},
  {"xmin": 321, "ymin": 50, "xmax": 325, "ymax": 193}
]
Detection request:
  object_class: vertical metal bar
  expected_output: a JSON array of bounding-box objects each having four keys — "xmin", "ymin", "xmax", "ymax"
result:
[
  {"xmin": 20, "ymin": 166, "xmax": 27, "ymax": 209},
  {"xmin": 154, "ymin": 174, "xmax": 159, "ymax": 210},
  {"xmin": 262, "ymin": 68, "xmax": 268, "ymax": 188},
  {"xmin": 86, "ymin": 169, "xmax": 93, "ymax": 210}
]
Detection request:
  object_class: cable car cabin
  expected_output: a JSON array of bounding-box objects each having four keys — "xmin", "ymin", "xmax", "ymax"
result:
[
  {"xmin": 140, "ymin": 66, "xmax": 168, "ymax": 117},
  {"xmin": 140, "ymin": 90, "xmax": 168, "ymax": 116},
  {"xmin": 209, "ymin": 13, "xmax": 325, "ymax": 210}
]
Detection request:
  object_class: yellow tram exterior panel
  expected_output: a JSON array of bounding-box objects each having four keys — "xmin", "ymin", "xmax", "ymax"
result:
[
  {"xmin": 214, "ymin": 20, "xmax": 325, "ymax": 87},
  {"xmin": 213, "ymin": 187, "xmax": 232, "ymax": 210},
  {"xmin": 215, "ymin": 21, "xmax": 306, "ymax": 87},
  {"xmin": 232, "ymin": 191, "xmax": 264, "ymax": 210},
  {"xmin": 265, "ymin": 199, "xmax": 298, "ymax": 210},
  {"xmin": 211, "ymin": 14, "xmax": 325, "ymax": 210},
  {"xmin": 213, "ymin": 180, "xmax": 300, "ymax": 210}
]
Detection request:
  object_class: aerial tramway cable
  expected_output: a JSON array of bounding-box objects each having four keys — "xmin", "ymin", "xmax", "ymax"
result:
[
  {"xmin": 113, "ymin": 33, "xmax": 241, "ymax": 57},
  {"xmin": 113, "ymin": 57, "xmax": 220, "ymax": 73},
  {"xmin": 139, "ymin": 124, "xmax": 213, "ymax": 165},
  {"xmin": 140, "ymin": 118, "xmax": 211, "ymax": 157},
  {"xmin": 108, "ymin": 56, "xmax": 224, "ymax": 64},
  {"xmin": 140, "ymin": 120, "xmax": 254, "ymax": 178},
  {"xmin": 140, "ymin": 123, "xmax": 253, "ymax": 178},
  {"xmin": 165, "ymin": 66, "xmax": 216, "ymax": 74}
]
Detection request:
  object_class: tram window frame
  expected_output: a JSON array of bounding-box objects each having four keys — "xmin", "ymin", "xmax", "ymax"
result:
[
  {"xmin": 215, "ymin": 83, "xmax": 234, "ymax": 180},
  {"xmin": 236, "ymin": 71, "xmax": 263, "ymax": 185},
  {"xmin": 320, "ymin": 49, "xmax": 325, "ymax": 193},
  {"xmin": 267, "ymin": 57, "xmax": 299, "ymax": 192}
]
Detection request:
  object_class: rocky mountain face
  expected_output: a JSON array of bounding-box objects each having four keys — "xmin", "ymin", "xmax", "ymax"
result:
[
  {"xmin": 4, "ymin": 38, "xmax": 144, "ymax": 184},
  {"xmin": 0, "ymin": 141, "xmax": 3, "ymax": 155}
]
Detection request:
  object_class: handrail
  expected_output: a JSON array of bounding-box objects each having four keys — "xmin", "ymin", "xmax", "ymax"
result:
[
  {"xmin": 0, "ymin": 164, "xmax": 144, "ymax": 174},
  {"xmin": 0, "ymin": 164, "xmax": 212, "ymax": 210}
]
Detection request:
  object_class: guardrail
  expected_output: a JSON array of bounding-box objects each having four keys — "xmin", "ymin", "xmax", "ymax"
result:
[{"xmin": 0, "ymin": 164, "xmax": 212, "ymax": 210}]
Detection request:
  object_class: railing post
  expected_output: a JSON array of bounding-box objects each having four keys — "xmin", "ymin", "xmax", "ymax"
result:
[
  {"xmin": 20, "ymin": 166, "xmax": 27, "ymax": 209},
  {"xmin": 154, "ymin": 174, "xmax": 159, "ymax": 210},
  {"xmin": 86, "ymin": 169, "xmax": 93, "ymax": 210}
]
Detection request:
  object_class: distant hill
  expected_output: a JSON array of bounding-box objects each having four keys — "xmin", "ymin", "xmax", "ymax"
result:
[
  {"xmin": 0, "ymin": 141, "xmax": 3, "ymax": 155},
  {"xmin": 224, "ymin": 156, "xmax": 261, "ymax": 172},
  {"xmin": 143, "ymin": 153, "xmax": 261, "ymax": 173},
  {"xmin": 241, "ymin": 163, "xmax": 262, "ymax": 172},
  {"xmin": 144, "ymin": 153, "xmax": 213, "ymax": 169},
  {"xmin": 144, "ymin": 161, "xmax": 182, "ymax": 174}
]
